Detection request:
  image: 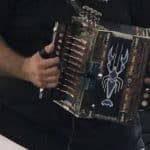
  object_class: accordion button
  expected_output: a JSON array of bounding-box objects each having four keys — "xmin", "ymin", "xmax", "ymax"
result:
[
  {"xmin": 127, "ymin": 78, "xmax": 132, "ymax": 84},
  {"xmin": 141, "ymin": 100, "xmax": 149, "ymax": 107},
  {"xmin": 57, "ymin": 45, "xmax": 61, "ymax": 50},
  {"xmin": 145, "ymin": 88, "xmax": 150, "ymax": 92},
  {"xmin": 56, "ymin": 51, "xmax": 60, "ymax": 56},
  {"xmin": 59, "ymin": 33, "xmax": 64, "ymax": 37},
  {"xmin": 97, "ymin": 73, "xmax": 103, "ymax": 79},
  {"xmin": 58, "ymin": 39, "xmax": 63, "ymax": 43},
  {"xmin": 143, "ymin": 93, "xmax": 150, "ymax": 99},
  {"xmin": 91, "ymin": 104, "xmax": 96, "ymax": 108}
]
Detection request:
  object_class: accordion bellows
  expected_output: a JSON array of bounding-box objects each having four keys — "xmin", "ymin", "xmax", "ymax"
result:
[{"xmin": 51, "ymin": 6, "xmax": 150, "ymax": 124}]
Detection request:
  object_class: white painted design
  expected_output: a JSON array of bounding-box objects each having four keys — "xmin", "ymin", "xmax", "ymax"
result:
[{"xmin": 101, "ymin": 44, "xmax": 129, "ymax": 107}]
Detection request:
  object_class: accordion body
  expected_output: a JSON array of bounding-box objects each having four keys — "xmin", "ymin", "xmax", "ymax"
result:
[{"xmin": 51, "ymin": 8, "xmax": 150, "ymax": 124}]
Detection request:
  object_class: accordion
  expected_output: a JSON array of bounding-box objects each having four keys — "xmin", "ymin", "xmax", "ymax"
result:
[{"xmin": 51, "ymin": 6, "xmax": 150, "ymax": 124}]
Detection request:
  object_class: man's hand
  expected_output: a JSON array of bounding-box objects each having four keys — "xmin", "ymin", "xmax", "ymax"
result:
[{"xmin": 22, "ymin": 43, "xmax": 60, "ymax": 88}]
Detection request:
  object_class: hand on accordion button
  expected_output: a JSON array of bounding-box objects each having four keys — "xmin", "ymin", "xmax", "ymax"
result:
[{"xmin": 22, "ymin": 43, "xmax": 60, "ymax": 88}]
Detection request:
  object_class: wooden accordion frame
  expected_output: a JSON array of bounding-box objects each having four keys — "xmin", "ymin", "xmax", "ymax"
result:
[{"xmin": 51, "ymin": 6, "xmax": 150, "ymax": 124}]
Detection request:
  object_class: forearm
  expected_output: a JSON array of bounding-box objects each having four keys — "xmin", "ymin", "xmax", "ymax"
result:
[
  {"xmin": 0, "ymin": 39, "xmax": 60, "ymax": 88},
  {"xmin": 0, "ymin": 40, "xmax": 26, "ymax": 80}
]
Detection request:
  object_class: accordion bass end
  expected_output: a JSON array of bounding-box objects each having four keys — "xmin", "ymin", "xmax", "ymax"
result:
[{"xmin": 51, "ymin": 15, "xmax": 150, "ymax": 124}]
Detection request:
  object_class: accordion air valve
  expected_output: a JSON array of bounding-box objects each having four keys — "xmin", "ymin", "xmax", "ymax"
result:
[{"xmin": 51, "ymin": 6, "xmax": 150, "ymax": 124}]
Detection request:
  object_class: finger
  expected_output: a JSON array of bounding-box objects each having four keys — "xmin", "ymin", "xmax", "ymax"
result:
[
  {"xmin": 45, "ymin": 82, "xmax": 59, "ymax": 88},
  {"xmin": 37, "ymin": 79, "xmax": 59, "ymax": 88},
  {"xmin": 44, "ymin": 43, "xmax": 55, "ymax": 53},
  {"xmin": 43, "ymin": 75, "xmax": 60, "ymax": 83},
  {"xmin": 42, "ymin": 66, "xmax": 60, "ymax": 77},
  {"xmin": 38, "ymin": 43, "xmax": 55, "ymax": 59},
  {"xmin": 40, "ymin": 57, "xmax": 60, "ymax": 69},
  {"xmin": 35, "ymin": 79, "xmax": 47, "ymax": 88},
  {"xmin": 144, "ymin": 78, "xmax": 150, "ymax": 85}
]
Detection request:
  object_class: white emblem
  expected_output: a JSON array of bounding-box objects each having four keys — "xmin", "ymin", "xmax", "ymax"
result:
[{"xmin": 101, "ymin": 44, "xmax": 129, "ymax": 107}]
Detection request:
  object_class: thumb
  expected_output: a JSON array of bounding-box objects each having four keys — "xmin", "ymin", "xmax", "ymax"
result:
[{"xmin": 44, "ymin": 43, "xmax": 55, "ymax": 54}]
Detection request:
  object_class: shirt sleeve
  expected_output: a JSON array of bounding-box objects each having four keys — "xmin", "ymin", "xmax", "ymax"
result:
[{"xmin": 0, "ymin": 0, "xmax": 16, "ymax": 35}]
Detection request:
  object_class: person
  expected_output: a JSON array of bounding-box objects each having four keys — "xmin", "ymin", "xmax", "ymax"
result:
[{"xmin": 0, "ymin": 0, "xmax": 149, "ymax": 150}]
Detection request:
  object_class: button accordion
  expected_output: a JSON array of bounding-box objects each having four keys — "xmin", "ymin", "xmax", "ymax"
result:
[{"xmin": 51, "ymin": 6, "xmax": 150, "ymax": 124}]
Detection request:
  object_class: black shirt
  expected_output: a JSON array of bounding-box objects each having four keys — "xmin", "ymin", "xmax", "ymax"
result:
[
  {"xmin": 0, "ymin": 0, "xmax": 74, "ymax": 56},
  {"xmin": 0, "ymin": 0, "xmax": 149, "ymax": 148},
  {"xmin": 0, "ymin": 0, "xmax": 75, "ymax": 129}
]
